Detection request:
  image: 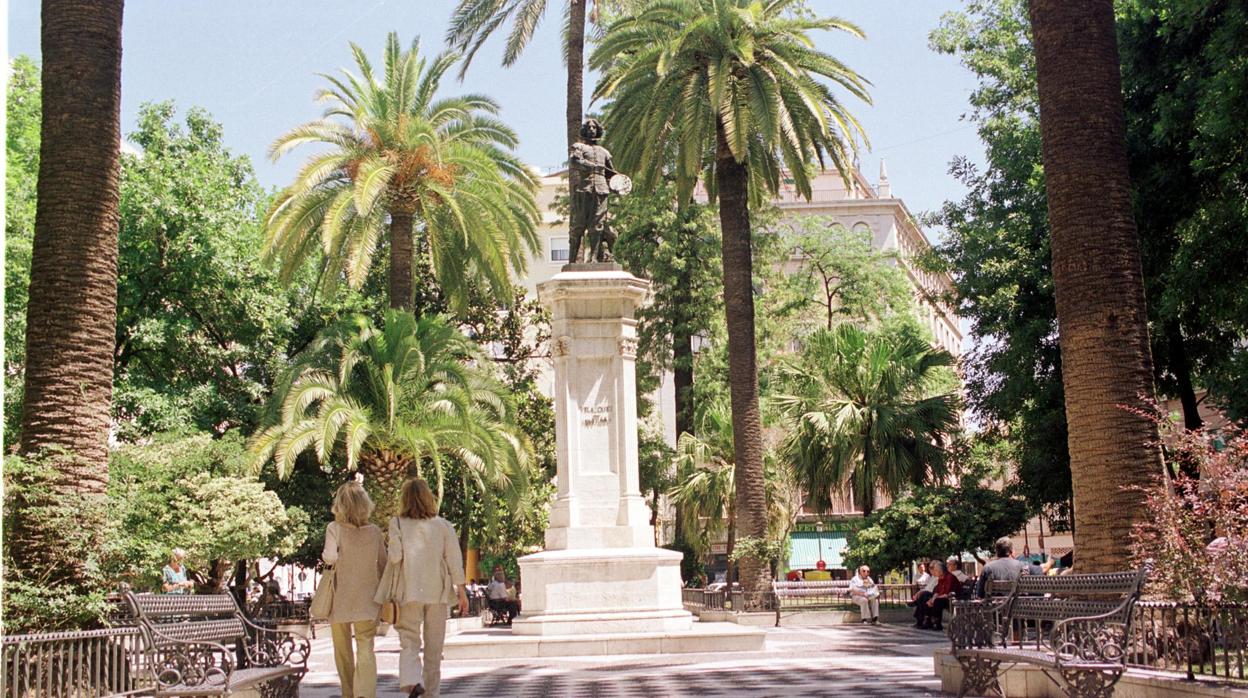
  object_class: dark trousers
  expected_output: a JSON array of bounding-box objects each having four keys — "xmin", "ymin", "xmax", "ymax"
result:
[{"xmin": 917, "ymin": 596, "xmax": 950, "ymax": 627}]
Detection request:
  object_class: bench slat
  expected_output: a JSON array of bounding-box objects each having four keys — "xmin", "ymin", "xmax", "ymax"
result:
[{"xmin": 149, "ymin": 619, "xmax": 246, "ymax": 648}]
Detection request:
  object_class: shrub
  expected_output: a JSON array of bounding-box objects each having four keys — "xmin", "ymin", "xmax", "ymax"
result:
[{"xmin": 1130, "ymin": 410, "xmax": 1248, "ymax": 604}]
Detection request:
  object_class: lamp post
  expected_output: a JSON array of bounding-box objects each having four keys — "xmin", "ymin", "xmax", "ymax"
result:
[{"xmin": 815, "ymin": 520, "xmax": 826, "ymax": 571}]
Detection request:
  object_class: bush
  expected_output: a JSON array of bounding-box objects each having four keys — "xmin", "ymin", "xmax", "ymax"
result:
[
  {"xmin": 1131, "ymin": 410, "xmax": 1248, "ymax": 604},
  {"xmin": 2, "ymin": 453, "xmax": 110, "ymax": 633}
]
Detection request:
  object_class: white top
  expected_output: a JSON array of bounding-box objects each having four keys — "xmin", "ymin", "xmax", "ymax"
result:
[
  {"xmin": 849, "ymin": 575, "xmax": 879, "ymax": 598},
  {"xmin": 388, "ymin": 516, "xmax": 466, "ymax": 605},
  {"xmin": 486, "ymin": 579, "xmax": 509, "ymax": 600}
]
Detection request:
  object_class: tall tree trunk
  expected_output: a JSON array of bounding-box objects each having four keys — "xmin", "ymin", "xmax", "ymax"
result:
[
  {"xmin": 1028, "ymin": 0, "xmax": 1164, "ymax": 573},
  {"xmin": 714, "ymin": 122, "xmax": 769, "ymax": 601},
  {"xmin": 1165, "ymin": 319, "xmax": 1203, "ymax": 432},
  {"xmin": 389, "ymin": 211, "xmax": 415, "ymax": 310},
  {"xmin": 565, "ymin": 0, "xmax": 587, "ymax": 260},
  {"xmin": 671, "ymin": 328, "xmax": 694, "ymax": 550},
  {"xmin": 14, "ymin": 0, "xmax": 124, "ymax": 583}
]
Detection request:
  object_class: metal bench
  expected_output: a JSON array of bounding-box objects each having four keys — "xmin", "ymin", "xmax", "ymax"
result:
[
  {"xmin": 126, "ymin": 592, "xmax": 310, "ymax": 697},
  {"xmin": 947, "ymin": 565, "xmax": 1150, "ymax": 698},
  {"xmin": 771, "ymin": 580, "xmax": 851, "ymax": 626}
]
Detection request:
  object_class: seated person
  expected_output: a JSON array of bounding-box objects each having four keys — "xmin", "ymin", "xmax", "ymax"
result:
[
  {"xmin": 848, "ymin": 565, "xmax": 880, "ymax": 624},
  {"xmin": 486, "ymin": 569, "xmax": 519, "ymax": 624},
  {"xmin": 917, "ymin": 561, "xmax": 961, "ymax": 631},
  {"xmin": 908, "ymin": 559, "xmax": 940, "ymax": 608}
]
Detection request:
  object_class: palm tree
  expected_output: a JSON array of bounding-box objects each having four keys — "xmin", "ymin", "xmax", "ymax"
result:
[
  {"xmin": 668, "ymin": 399, "xmax": 738, "ymax": 574},
  {"xmin": 776, "ymin": 325, "xmax": 960, "ymax": 517},
  {"xmin": 250, "ymin": 310, "xmax": 530, "ymax": 520},
  {"xmin": 264, "ymin": 33, "xmax": 539, "ymax": 312},
  {"xmin": 446, "ymin": 0, "xmax": 596, "ymax": 222},
  {"xmin": 591, "ymin": 0, "xmax": 870, "ymax": 596},
  {"xmin": 1027, "ymin": 0, "xmax": 1164, "ymax": 572},
  {"xmin": 14, "ymin": 0, "xmax": 124, "ymax": 582}
]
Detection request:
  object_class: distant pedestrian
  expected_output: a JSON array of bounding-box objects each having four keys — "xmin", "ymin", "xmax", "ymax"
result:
[
  {"xmin": 390, "ymin": 478, "xmax": 469, "ymax": 698},
  {"xmin": 162, "ymin": 549, "xmax": 193, "ymax": 594},
  {"xmin": 323, "ymin": 481, "xmax": 386, "ymax": 698}
]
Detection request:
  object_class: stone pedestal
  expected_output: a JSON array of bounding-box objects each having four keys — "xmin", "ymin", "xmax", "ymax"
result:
[{"xmin": 514, "ymin": 267, "xmax": 692, "ymax": 636}]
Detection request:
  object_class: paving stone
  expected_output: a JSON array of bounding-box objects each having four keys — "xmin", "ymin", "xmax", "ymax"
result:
[{"xmin": 300, "ymin": 622, "xmax": 950, "ymax": 696}]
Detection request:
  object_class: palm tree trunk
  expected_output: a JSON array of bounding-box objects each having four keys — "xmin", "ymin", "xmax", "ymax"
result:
[
  {"xmin": 1028, "ymin": 0, "xmax": 1164, "ymax": 572},
  {"xmin": 389, "ymin": 211, "xmax": 415, "ymax": 310},
  {"xmin": 715, "ymin": 121, "xmax": 770, "ymax": 600},
  {"xmin": 565, "ymin": 0, "xmax": 587, "ymax": 259},
  {"xmin": 14, "ymin": 0, "xmax": 124, "ymax": 583},
  {"xmin": 360, "ymin": 448, "xmax": 417, "ymax": 523}
]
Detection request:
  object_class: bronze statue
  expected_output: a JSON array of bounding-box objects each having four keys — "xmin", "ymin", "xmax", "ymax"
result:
[{"xmin": 568, "ymin": 119, "xmax": 630, "ymax": 264}]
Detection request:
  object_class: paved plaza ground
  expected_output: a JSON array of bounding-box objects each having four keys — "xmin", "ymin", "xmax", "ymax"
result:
[{"xmin": 301, "ymin": 622, "xmax": 949, "ymax": 697}]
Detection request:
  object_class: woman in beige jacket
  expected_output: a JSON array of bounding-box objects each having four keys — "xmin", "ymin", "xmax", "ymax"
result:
[
  {"xmin": 390, "ymin": 478, "xmax": 469, "ymax": 698},
  {"xmin": 322, "ymin": 481, "xmax": 387, "ymax": 698}
]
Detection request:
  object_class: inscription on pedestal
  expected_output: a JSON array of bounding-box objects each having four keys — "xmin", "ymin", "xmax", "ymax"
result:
[{"xmin": 580, "ymin": 403, "xmax": 611, "ymax": 427}]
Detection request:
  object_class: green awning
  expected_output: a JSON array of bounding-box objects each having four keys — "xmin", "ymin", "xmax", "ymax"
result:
[{"xmin": 788, "ymin": 531, "xmax": 848, "ymax": 570}]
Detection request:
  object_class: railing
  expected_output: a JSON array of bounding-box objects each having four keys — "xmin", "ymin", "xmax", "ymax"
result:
[
  {"xmin": 1, "ymin": 627, "xmax": 152, "ymax": 698},
  {"xmin": 1127, "ymin": 602, "xmax": 1247, "ymax": 683},
  {"xmin": 251, "ymin": 599, "xmax": 310, "ymax": 624},
  {"xmin": 681, "ymin": 583, "xmax": 919, "ymax": 615}
]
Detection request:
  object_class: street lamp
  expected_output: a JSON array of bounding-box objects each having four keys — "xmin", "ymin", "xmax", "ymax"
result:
[{"xmin": 815, "ymin": 520, "xmax": 826, "ymax": 571}]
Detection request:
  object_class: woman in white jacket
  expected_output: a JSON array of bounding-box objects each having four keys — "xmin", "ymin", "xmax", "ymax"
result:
[{"xmin": 389, "ymin": 478, "xmax": 469, "ymax": 698}]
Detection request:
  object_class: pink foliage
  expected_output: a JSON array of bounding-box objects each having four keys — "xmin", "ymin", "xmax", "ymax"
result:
[{"xmin": 1129, "ymin": 406, "xmax": 1248, "ymax": 604}]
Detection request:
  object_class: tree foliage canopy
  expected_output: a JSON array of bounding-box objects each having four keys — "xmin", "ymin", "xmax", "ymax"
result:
[{"xmin": 843, "ymin": 476, "xmax": 1029, "ymax": 575}]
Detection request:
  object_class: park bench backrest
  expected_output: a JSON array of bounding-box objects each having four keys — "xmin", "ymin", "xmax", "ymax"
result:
[
  {"xmin": 772, "ymin": 580, "xmax": 850, "ymax": 598},
  {"xmin": 1004, "ymin": 568, "xmax": 1148, "ymax": 626},
  {"xmin": 127, "ymin": 593, "xmax": 247, "ymax": 650}
]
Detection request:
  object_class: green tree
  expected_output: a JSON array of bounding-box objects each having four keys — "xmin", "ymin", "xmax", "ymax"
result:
[
  {"xmin": 843, "ymin": 476, "xmax": 1029, "ymax": 575},
  {"xmin": 265, "ymin": 33, "xmax": 539, "ymax": 312},
  {"xmin": 1119, "ymin": 0, "xmax": 1248, "ymax": 423},
  {"xmin": 776, "ymin": 324, "xmax": 960, "ymax": 516},
  {"xmin": 107, "ymin": 433, "xmax": 310, "ymax": 592},
  {"xmin": 926, "ymin": 0, "xmax": 1072, "ymax": 514},
  {"xmin": 774, "ymin": 218, "xmax": 913, "ymax": 332},
  {"xmin": 591, "ymin": 0, "xmax": 870, "ymax": 598},
  {"xmin": 250, "ymin": 311, "xmax": 531, "ymax": 521},
  {"xmin": 112, "ymin": 102, "xmax": 301, "ymax": 440},
  {"xmin": 612, "ymin": 182, "xmax": 722, "ymax": 442},
  {"xmin": 4, "ymin": 56, "xmax": 41, "ymax": 444}
]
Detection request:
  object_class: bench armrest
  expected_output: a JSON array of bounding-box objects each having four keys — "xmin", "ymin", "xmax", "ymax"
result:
[
  {"xmin": 240, "ymin": 618, "xmax": 312, "ymax": 669},
  {"xmin": 145, "ymin": 632, "xmax": 235, "ymax": 691},
  {"xmin": 1049, "ymin": 612, "xmax": 1130, "ymax": 666},
  {"xmin": 948, "ymin": 599, "xmax": 1006, "ymax": 650}
]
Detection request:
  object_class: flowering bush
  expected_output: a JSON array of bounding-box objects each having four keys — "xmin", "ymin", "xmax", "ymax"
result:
[{"xmin": 1130, "ymin": 408, "xmax": 1248, "ymax": 604}]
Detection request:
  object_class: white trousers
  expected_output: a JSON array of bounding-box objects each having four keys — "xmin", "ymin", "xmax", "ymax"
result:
[
  {"xmin": 854, "ymin": 595, "xmax": 880, "ymax": 620},
  {"xmin": 397, "ymin": 602, "xmax": 449, "ymax": 696}
]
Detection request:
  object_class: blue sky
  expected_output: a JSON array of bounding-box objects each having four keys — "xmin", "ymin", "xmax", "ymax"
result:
[{"xmin": 8, "ymin": 1, "xmax": 983, "ymax": 219}]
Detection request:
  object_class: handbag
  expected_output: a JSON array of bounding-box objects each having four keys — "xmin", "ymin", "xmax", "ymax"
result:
[
  {"xmin": 310, "ymin": 565, "xmax": 336, "ymax": 619},
  {"xmin": 375, "ymin": 517, "xmax": 406, "ymax": 624}
]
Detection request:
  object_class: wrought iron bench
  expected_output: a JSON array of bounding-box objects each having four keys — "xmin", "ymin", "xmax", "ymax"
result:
[
  {"xmin": 947, "ymin": 565, "xmax": 1150, "ymax": 698},
  {"xmin": 772, "ymin": 580, "xmax": 851, "ymax": 626},
  {"xmin": 126, "ymin": 592, "xmax": 310, "ymax": 697}
]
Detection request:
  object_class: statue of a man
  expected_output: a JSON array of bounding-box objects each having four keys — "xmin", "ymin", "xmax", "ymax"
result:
[{"xmin": 568, "ymin": 119, "xmax": 619, "ymax": 264}]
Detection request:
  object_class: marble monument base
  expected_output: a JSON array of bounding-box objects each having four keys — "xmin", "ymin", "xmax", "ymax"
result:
[{"xmin": 512, "ymin": 547, "xmax": 693, "ymax": 636}]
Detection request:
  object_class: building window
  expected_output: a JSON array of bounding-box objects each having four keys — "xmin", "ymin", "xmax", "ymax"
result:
[{"xmin": 549, "ymin": 236, "xmax": 569, "ymax": 263}]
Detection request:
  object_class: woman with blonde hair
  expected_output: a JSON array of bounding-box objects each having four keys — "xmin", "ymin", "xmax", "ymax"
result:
[
  {"xmin": 389, "ymin": 478, "xmax": 468, "ymax": 698},
  {"xmin": 322, "ymin": 480, "xmax": 387, "ymax": 698}
]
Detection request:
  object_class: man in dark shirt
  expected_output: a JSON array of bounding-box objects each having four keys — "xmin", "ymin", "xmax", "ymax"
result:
[{"xmin": 975, "ymin": 537, "xmax": 1042, "ymax": 598}]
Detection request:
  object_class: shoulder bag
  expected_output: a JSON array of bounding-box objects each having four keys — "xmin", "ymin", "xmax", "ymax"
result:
[{"xmin": 375, "ymin": 517, "xmax": 406, "ymax": 624}]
